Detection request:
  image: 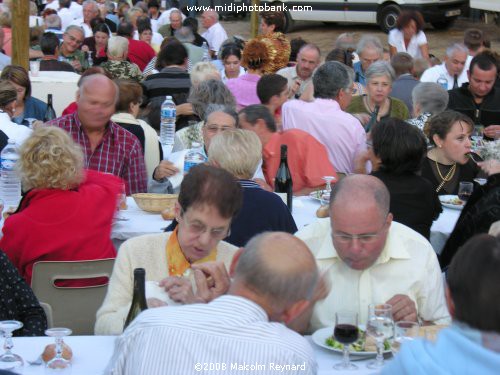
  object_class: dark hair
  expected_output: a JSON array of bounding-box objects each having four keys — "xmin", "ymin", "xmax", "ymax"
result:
[
  {"xmin": 325, "ymin": 48, "xmax": 353, "ymax": 68},
  {"xmin": 396, "ymin": 10, "xmax": 424, "ymax": 32},
  {"xmin": 425, "ymin": 110, "xmax": 474, "ymax": 146},
  {"xmin": 148, "ymin": 0, "xmax": 160, "ymax": 9},
  {"xmin": 220, "ymin": 43, "xmax": 242, "ymax": 61},
  {"xmin": 469, "ymin": 50, "xmax": 498, "ymax": 76},
  {"xmin": 447, "ymin": 234, "xmax": 500, "ymax": 333},
  {"xmin": 115, "ymin": 79, "xmax": 143, "ymax": 112},
  {"xmin": 40, "ymin": 32, "xmax": 60, "ymax": 55},
  {"xmin": 371, "ymin": 118, "xmax": 427, "ymax": 175},
  {"xmin": 239, "ymin": 104, "xmax": 276, "ymax": 132},
  {"xmin": 136, "ymin": 15, "xmax": 152, "ymax": 30},
  {"xmin": 156, "ymin": 40, "xmax": 188, "ymax": 68},
  {"xmin": 0, "ymin": 65, "xmax": 31, "ymax": 98},
  {"xmin": 138, "ymin": 23, "xmax": 152, "ymax": 35},
  {"xmin": 463, "ymin": 28, "xmax": 483, "ymax": 51},
  {"xmin": 117, "ymin": 21, "xmax": 134, "ymax": 38},
  {"xmin": 259, "ymin": 11, "xmax": 285, "ymax": 33},
  {"xmin": 178, "ymin": 164, "xmax": 243, "ymax": 219},
  {"xmin": 256, "ymin": 74, "xmax": 288, "ymax": 104},
  {"xmin": 390, "ymin": 52, "xmax": 413, "ymax": 76},
  {"xmin": 92, "ymin": 22, "xmax": 110, "ymax": 36},
  {"xmin": 289, "ymin": 37, "xmax": 307, "ymax": 62},
  {"xmin": 182, "ymin": 17, "xmax": 199, "ymax": 34}
]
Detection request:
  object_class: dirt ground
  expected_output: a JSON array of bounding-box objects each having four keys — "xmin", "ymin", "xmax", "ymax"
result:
[{"xmin": 219, "ymin": 17, "xmax": 500, "ymax": 60}]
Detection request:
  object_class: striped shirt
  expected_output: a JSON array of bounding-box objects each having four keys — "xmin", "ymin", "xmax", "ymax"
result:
[
  {"xmin": 48, "ymin": 113, "xmax": 147, "ymax": 195},
  {"xmin": 106, "ymin": 295, "xmax": 317, "ymax": 375}
]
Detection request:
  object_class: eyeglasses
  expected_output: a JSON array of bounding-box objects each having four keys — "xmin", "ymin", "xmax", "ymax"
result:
[
  {"xmin": 203, "ymin": 124, "xmax": 234, "ymax": 134},
  {"xmin": 331, "ymin": 218, "xmax": 388, "ymax": 244},
  {"xmin": 179, "ymin": 208, "xmax": 231, "ymax": 240},
  {"xmin": 65, "ymin": 34, "xmax": 84, "ymax": 45}
]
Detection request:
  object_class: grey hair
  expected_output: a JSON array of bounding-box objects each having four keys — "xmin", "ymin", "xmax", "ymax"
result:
[
  {"xmin": 365, "ymin": 60, "xmax": 396, "ymax": 84},
  {"xmin": 127, "ymin": 6, "xmax": 144, "ymax": 21},
  {"xmin": 45, "ymin": 14, "xmax": 62, "ymax": 29},
  {"xmin": 105, "ymin": 0, "xmax": 115, "ymax": 13},
  {"xmin": 107, "ymin": 36, "xmax": 129, "ymax": 58},
  {"xmin": 188, "ymin": 79, "xmax": 236, "ymax": 119},
  {"xmin": 356, "ymin": 34, "xmax": 383, "ymax": 56},
  {"xmin": 412, "ymin": 82, "xmax": 449, "ymax": 115},
  {"xmin": 0, "ymin": 4, "xmax": 11, "ymax": 27},
  {"xmin": 446, "ymin": 43, "xmax": 468, "ymax": 58},
  {"xmin": 313, "ymin": 61, "xmax": 354, "ymax": 99},
  {"xmin": 205, "ymin": 9, "xmax": 219, "ymax": 21},
  {"xmin": 330, "ymin": 175, "xmax": 390, "ymax": 219},
  {"xmin": 64, "ymin": 24, "xmax": 85, "ymax": 36},
  {"xmin": 82, "ymin": 0, "xmax": 99, "ymax": 12},
  {"xmin": 175, "ymin": 26, "xmax": 195, "ymax": 43},
  {"xmin": 170, "ymin": 9, "xmax": 183, "ymax": 19},
  {"xmin": 334, "ymin": 33, "xmax": 356, "ymax": 50},
  {"xmin": 203, "ymin": 103, "xmax": 238, "ymax": 125},
  {"xmin": 234, "ymin": 232, "xmax": 319, "ymax": 307}
]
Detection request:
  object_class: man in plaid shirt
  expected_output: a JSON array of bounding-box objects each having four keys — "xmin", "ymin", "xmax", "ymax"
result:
[{"xmin": 48, "ymin": 74, "xmax": 147, "ymax": 195}]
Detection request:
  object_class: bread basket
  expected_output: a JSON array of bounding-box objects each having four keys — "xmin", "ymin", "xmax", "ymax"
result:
[{"xmin": 132, "ymin": 193, "xmax": 178, "ymax": 213}]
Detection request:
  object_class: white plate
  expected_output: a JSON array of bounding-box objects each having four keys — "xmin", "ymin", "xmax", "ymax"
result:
[
  {"xmin": 439, "ymin": 195, "xmax": 464, "ymax": 210},
  {"xmin": 311, "ymin": 327, "xmax": 391, "ymax": 357}
]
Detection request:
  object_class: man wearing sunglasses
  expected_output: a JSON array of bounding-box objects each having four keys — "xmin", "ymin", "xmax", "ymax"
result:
[{"xmin": 293, "ymin": 174, "xmax": 450, "ymax": 333}]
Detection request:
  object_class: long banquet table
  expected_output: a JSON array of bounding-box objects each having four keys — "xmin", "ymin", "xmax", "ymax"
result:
[
  {"xmin": 9, "ymin": 335, "xmax": 389, "ymax": 375},
  {"xmin": 112, "ymin": 196, "xmax": 461, "ymax": 253}
]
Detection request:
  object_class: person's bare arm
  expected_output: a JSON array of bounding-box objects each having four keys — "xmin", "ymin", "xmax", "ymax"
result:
[{"xmin": 420, "ymin": 44, "xmax": 430, "ymax": 61}]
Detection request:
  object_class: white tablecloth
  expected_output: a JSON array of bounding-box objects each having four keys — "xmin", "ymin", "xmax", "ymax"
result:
[
  {"xmin": 9, "ymin": 335, "xmax": 387, "ymax": 375},
  {"xmin": 113, "ymin": 196, "xmax": 460, "ymax": 254}
]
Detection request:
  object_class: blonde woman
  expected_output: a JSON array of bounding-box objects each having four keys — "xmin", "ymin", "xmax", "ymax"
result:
[{"xmin": 0, "ymin": 126, "xmax": 123, "ymax": 286}]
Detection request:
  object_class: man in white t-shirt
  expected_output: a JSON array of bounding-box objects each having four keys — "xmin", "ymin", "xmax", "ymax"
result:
[
  {"xmin": 420, "ymin": 43, "xmax": 469, "ymax": 90},
  {"xmin": 201, "ymin": 9, "xmax": 228, "ymax": 56}
]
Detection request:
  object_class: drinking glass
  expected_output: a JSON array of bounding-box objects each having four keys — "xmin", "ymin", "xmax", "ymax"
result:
[
  {"xmin": 366, "ymin": 304, "xmax": 393, "ymax": 369},
  {"xmin": 29, "ymin": 60, "xmax": 40, "ymax": 76},
  {"xmin": 322, "ymin": 176, "xmax": 335, "ymax": 194},
  {"xmin": 25, "ymin": 118, "xmax": 37, "ymax": 129},
  {"xmin": 332, "ymin": 311, "xmax": 358, "ymax": 371},
  {"xmin": 391, "ymin": 321, "xmax": 419, "ymax": 355},
  {"xmin": 45, "ymin": 327, "xmax": 72, "ymax": 373},
  {"xmin": 0, "ymin": 320, "xmax": 24, "ymax": 370},
  {"xmin": 458, "ymin": 181, "xmax": 473, "ymax": 202}
]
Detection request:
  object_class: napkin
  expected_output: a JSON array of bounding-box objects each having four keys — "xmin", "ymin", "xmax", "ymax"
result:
[{"xmin": 166, "ymin": 150, "xmax": 187, "ymax": 190}]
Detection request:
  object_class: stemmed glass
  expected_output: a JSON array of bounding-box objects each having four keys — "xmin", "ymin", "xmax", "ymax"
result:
[
  {"xmin": 320, "ymin": 176, "xmax": 335, "ymax": 205},
  {"xmin": 366, "ymin": 304, "xmax": 394, "ymax": 369},
  {"xmin": 45, "ymin": 327, "xmax": 72, "ymax": 372},
  {"xmin": 0, "ymin": 320, "xmax": 24, "ymax": 370},
  {"xmin": 391, "ymin": 321, "xmax": 419, "ymax": 355},
  {"xmin": 25, "ymin": 118, "xmax": 37, "ymax": 129},
  {"xmin": 332, "ymin": 311, "xmax": 359, "ymax": 371}
]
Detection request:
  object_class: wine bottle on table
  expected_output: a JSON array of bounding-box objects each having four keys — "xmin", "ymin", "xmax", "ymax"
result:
[
  {"xmin": 123, "ymin": 268, "xmax": 148, "ymax": 330},
  {"xmin": 365, "ymin": 104, "xmax": 380, "ymax": 133},
  {"xmin": 43, "ymin": 94, "xmax": 57, "ymax": 122},
  {"xmin": 274, "ymin": 144, "xmax": 293, "ymax": 212}
]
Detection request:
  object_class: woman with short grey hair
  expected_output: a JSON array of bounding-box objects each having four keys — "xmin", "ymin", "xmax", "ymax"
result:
[
  {"xmin": 408, "ymin": 82, "xmax": 449, "ymax": 131},
  {"xmin": 347, "ymin": 60, "xmax": 410, "ymax": 128}
]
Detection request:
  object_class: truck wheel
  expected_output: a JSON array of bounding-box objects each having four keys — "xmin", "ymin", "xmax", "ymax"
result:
[{"xmin": 378, "ymin": 4, "xmax": 401, "ymax": 33}]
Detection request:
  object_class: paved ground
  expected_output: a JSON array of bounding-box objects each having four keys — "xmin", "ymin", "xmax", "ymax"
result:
[{"xmin": 219, "ymin": 17, "xmax": 500, "ymax": 60}]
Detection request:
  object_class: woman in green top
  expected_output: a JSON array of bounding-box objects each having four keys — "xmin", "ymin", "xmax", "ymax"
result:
[{"xmin": 347, "ymin": 60, "xmax": 410, "ymax": 129}]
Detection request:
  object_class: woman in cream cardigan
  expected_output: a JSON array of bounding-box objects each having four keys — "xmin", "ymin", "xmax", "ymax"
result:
[{"xmin": 95, "ymin": 165, "xmax": 243, "ymax": 335}]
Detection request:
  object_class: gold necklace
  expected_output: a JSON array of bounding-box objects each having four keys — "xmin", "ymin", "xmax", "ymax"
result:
[{"xmin": 435, "ymin": 159, "xmax": 457, "ymax": 192}]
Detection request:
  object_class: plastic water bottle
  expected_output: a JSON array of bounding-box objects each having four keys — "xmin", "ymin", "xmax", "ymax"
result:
[
  {"xmin": 437, "ymin": 74, "xmax": 448, "ymax": 90},
  {"xmin": 160, "ymin": 96, "xmax": 176, "ymax": 146},
  {"xmin": 0, "ymin": 140, "xmax": 21, "ymax": 209},
  {"xmin": 202, "ymin": 42, "xmax": 210, "ymax": 62},
  {"xmin": 183, "ymin": 142, "xmax": 207, "ymax": 174}
]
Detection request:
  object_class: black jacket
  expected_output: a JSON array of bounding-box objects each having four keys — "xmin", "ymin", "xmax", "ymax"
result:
[{"xmin": 447, "ymin": 84, "xmax": 500, "ymax": 127}]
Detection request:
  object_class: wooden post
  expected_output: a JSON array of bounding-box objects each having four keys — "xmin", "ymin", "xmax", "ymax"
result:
[
  {"xmin": 12, "ymin": 1, "xmax": 30, "ymax": 70},
  {"xmin": 250, "ymin": 0, "xmax": 260, "ymax": 38}
]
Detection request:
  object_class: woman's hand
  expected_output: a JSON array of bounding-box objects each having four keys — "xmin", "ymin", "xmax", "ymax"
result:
[
  {"xmin": 478, "ymin": 160, "xmax": 500, "ymax": 176},
  {"xmin": 160, "ymin": 276, "xmax": 199, "ymax": 304}
]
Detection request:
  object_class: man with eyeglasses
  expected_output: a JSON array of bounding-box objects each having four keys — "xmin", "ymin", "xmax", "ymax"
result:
[
  {"xmin": 59, "ymin": 25, "xmax": 87, "ymax": 72},
  {"xmin": 292, "ymin": 175, "xmax": 450, "ymax": 333}
]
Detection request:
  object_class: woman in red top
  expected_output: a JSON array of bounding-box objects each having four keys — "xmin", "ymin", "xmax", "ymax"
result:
[{"xmin": 0, "ymin": 127, "xmax": 123, "ymax": 286}]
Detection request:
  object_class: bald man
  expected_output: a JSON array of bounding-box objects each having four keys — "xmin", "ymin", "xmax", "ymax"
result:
[
  {"xmin": 47, "ymin": 74, "xmax": 147, "ymax": 195},
  {"xmin": 293, "ymin": 175, "xmax": 450, "ymax": 333},
  {"xmin": 106, "ymin": 232, "xmax": 319, "ymax": 375}
]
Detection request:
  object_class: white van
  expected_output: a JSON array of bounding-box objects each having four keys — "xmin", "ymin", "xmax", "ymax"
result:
[{"xmin": 263, "ymin": 0, "xmax": 468, "ymax": 32}]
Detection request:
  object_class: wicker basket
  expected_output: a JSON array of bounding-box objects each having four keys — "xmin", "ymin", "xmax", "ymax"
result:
[{"xmin": 132, "ymin": 193, "xmax": 178, "ymax": 213}]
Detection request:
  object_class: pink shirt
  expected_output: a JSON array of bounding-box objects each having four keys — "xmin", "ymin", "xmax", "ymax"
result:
[
  {"xmin": 225, "ymin": 73, "xmax": 261, "ymax": 111},
  {"xmin": 282, "ymin": 98, "xmax": 366, "ymax": 174}
]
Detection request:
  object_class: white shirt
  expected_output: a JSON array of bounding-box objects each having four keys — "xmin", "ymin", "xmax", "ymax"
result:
[
  {"xmin": 44, "ymin": 0, "xmax": 59, "ymax": 11},
  {"xmin": 388, "ymin": 28, "xmax": 427, "ymax": 59},
  {"xmin": 0, "ymin": 112, "xmax": 32, "ymax": 148},
  {"xmin": 276, "ymin": 65, "xmax": 313, "ymax": 97},
  {"xmin": 0, "ymin": 52, "xmax": 11, "ymax": 70},
  {"xmin": 296, "ymin": 219, "xmax": 451, "ymax": 330},
  {"xmin": 69, "ymin": 1, "xmax": 83, "ymax": 20},
  {"xmin": 156, "ymin": 7, "xmax": 186, "ymax": 28},
  {"xmin": 70, "ymin": 18, "xmax": 93, "ymax": 37},
  {"xmin": 220, "ymin": 66, "xmax": 245, "ymax": 83},
  {"xmin": 420, "ymin": 63, "xmax": 469, "ymax": 90},
  {"xmin": 132, "ymin": 30, "xmax": 163, "ymax": 46},
  {"xmin": 105, "ymin": 295, "xmax": 317, "ymax": 375},
  {"xmin": 202, "ymin": 22, "xmax": 228, "ymax": 54},
  {"xmin": 57, "ymin": 7, "xmax": 75, "ymax": 32}
]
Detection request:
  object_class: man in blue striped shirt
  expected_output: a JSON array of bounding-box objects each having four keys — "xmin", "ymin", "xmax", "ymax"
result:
[{"xmin": 106, "ymin": 232, "xmax": 319, "ymax": 375}]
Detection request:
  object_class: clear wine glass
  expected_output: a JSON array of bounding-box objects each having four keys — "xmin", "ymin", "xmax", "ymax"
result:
[
  {"xmin": 332, "ymin": 311, "xmax": 358, "ymax": 371},
  {"xmin": 458, "ymin": 181, "xmax": 473, "ymax": 202},
  {"xmin": 45, "ymin": 327, "xmax": 72, "ymax": 372},
  {"xmin": 25, "ymin": 118, "xmax": 37, "ymax": 129},
  {"xmin": 391, "ymin": 321, "xmax": 419, "ymax": 356},
  {"xmin": 366, "ymin": 304, "xmax": 393, "ymax": 369},
  {"xmin": 322, "ymin": 176, "xmax": 336, "ymax": 194},
  {"xmin": 0, "ymin": 320, "xmax": 24, "ymax": 370}
]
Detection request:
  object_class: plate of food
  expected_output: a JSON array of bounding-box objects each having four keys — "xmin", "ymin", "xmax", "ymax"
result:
[
  {"xmin": 311, "ymin": 327, "xmax": 391, "ymax": 357},
  {"xmin": 309, "ymin": 190, "xmax": 330, "ymax": 203},
  {"xmin": 439, "ymin": 195, "xmax": 464, "ymax": 210}
]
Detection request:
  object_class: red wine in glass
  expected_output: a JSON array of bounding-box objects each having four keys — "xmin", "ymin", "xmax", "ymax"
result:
[
  {"xmin": 458, "ymin": 192, "xmax": 471, "ymax": 202},
  {"xmin": 334, "ymin": 324, "xmax": 359, "ymax": 344}
]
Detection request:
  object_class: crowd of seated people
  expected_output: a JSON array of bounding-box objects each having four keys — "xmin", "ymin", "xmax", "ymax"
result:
[{"xmin": 0, "ymin": 3, "xmax": 499, "ymax": 374}]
